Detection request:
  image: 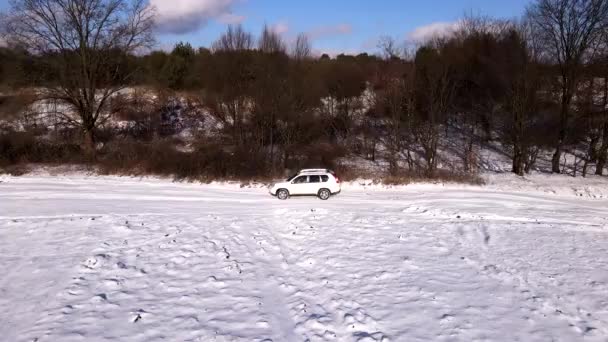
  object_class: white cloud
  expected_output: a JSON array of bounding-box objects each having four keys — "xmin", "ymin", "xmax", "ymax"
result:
[
  {"xmin": 407, "ymin": 21, "xmax": 461, "ymax": 42},
  {"xmin": 217, "ymin": 13, "xmax": 246, "ymax": 25},
  {"xmin": 307, "ymin": 24, "xmax": 353, "ymax": 40},
  {"xmin": 271, "ymin": 21, "xmax": 290, "ymax": 35},
  {"xmin": 150, "ymin": 0, "xmax": 240, "ymax": 34}
]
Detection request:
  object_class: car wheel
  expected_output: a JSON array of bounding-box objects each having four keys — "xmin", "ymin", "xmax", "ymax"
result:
[
  {"xmin": 277, "ymin": 189, "xmax": 289, "ymax": 200},
  {"xmin": 318, "ymin": 188, "xmax": 331, "ymax": 200}
]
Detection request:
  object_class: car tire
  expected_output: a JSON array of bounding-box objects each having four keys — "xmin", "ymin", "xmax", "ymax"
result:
[
  {"xmin": 318, "ymin": 188, "xmax": 331, "ymax": 200},
  {"xmin": 277, "ymin": 189, "xmax": 289, "ymax": 200}
]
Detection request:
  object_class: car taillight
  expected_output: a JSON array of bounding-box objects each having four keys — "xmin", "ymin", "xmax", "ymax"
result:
[{"xmin": 335, "ymin": 176, "xmax": 341, "ymax": 183}]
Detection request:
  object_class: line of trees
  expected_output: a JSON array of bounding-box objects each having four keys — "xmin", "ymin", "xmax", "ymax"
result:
[{"xmin": 1, "ymin": 0, "xmax": 608, "ymax": 180}]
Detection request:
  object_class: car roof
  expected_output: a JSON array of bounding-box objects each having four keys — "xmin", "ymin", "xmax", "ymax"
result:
[{"xmin": 298, "ymin": 169, "xmax": 333, "ymax": 174}]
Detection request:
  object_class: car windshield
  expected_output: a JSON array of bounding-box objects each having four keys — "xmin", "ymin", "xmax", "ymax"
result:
[{"xmin": 286, "ymin": 173, "xmax": 298, "ymax": 182}]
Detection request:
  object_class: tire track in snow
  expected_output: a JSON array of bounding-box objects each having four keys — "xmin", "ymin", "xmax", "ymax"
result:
[
  {"xmin": 265, "ymin": 208, "xmax": 390, "ymax": 342},
  {"xmin": 227, "ymin": 220, "xmax": 299, "ymax": 341}
]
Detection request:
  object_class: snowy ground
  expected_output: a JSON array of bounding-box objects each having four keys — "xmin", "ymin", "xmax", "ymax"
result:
[{"xmin": 1, "ymin": 175, "xmax": 608, "ymax": 342}]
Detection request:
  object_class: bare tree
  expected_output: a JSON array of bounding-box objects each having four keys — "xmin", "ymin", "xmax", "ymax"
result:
[
  {"xmin": 259, "ymin": 25, "xmax": 286, "ymax": 54},
  {"xmin": 528, "ymin": 0, "xmax": 608, "ymax": 173},
  {"xmin": 381, "ymin": 74, "xmax": 416, "ymax": 174},
  {"xmin": 377, "ymin": 36, "xmax": 401, "ymax": 60},
  {"xmin": 292, "ymin": 33, "xmax": 311, "ymax": 60},
  {"xmin": 212, "ymin": 24, "xmax": 254, "ymax": 52},
  {"xmin": 2, "ymin": 0, "xmax": 155, "ymax": 153},
  {"xmin": 504, "ymin": 28, "xmax": 543, "ymax": 176},
  {"xmin": 592, "ymin": 28, "xmax": 608, "ymax": 175},
  {"xmin": 596, "ymin": 63, "xmax": 608, "ymax": 175},
  {"xmin": 414, "ymin": 39, "xmax": 456, "ymax": 176}
]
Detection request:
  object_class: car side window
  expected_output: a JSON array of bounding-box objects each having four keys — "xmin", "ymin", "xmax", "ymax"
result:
[
  {"xmin": 293, "ymin": 176, "xmax": 308, "ymax": 184},
  {"xmin": 321, "ymin": 175, "xmax": 329, "ymax": 182},
  {"xmin": 309, "ymin": 175, "xmax": 321, "ymax": 183}
]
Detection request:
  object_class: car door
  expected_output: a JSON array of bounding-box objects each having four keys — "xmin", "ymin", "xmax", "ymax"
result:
[
  {"xmin": 290, "ymin": 176, "xmax": 308, "ymax": 195},
  {"xmin": 308, "ymin": 175, "xmax": 322, "ymax": 194}
]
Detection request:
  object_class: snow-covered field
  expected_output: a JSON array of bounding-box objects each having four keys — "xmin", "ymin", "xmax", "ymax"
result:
[{"xmin": 1, "ymin": 174, "xmax": 608, "ymax": 342}]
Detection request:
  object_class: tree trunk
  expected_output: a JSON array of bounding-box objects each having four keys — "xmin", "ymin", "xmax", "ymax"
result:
[
  {"xmin": 524, "ymin": 147, "xmax": 538, "ymax": 174},
  {"xmin": 597, "ymin": 122, "xmax": 608, "ymax": 176},
  {"xmin": 371, "ymin": 138, "xmax": 376, "ymax": 162},
  {"xmin": 283, "ymin": 149, "xmax": 289, "ymax": 170},
  {"xmin": 583, "ymin": 134, "xmax": 600, "ymax": 177},
  {"xmin": 513, "ymin": 144, "xmax": 524, "ymax": 176},
  {"xmin": 269, "ymin": 115, "xmax": 274, "ymax": 173},
  {"xmin": 553, "ymin": 82, "xmax": 573, "ymax": 173},
  {"xmin": 551, "ymin": 120, "xmax": 566, "ymax": 173},
  {"xmin": 465, "ymin": 135, "xmax": 475, "ymax": 173},
  {"xmin": 83, "ymin": 128, "xmax": 95, "ymax": 158},
  {"xmin": 425, "ymin": 133, "xmax": 438, "ymax": 177},
  {"xmin": 596, "ymin": 77, "xmax": 608, "ymax": 175},
  {"xmin": 512, "ymin": 110, "xmax": 524, "ymax": 176}
]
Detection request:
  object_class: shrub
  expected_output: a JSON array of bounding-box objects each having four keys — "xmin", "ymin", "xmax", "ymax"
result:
[
  {"xmin": 0, "ymin": 131, "xmax": 82, "ymax": 166},
  {"xmin": 287, "ymin": 142, "xmax": 347, "ymax": 171}
]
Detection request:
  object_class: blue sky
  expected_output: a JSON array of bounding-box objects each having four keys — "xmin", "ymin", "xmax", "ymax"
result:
[
  {"xmin": 0, "ymin": 0, "xmax": 532, "ymax": 54},
  {"xmin": 156, "ymin": 0, "xmax": 531, "ymax": 54}
]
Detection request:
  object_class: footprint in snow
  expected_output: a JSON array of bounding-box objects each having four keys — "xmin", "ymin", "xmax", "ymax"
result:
[
  {"xmin": 82, "ymin": 254, "xmax": 110, "ymax": 269},
  {"xmin": 131, "ymin": 309, "xmax": 147, "ymax": 323}
]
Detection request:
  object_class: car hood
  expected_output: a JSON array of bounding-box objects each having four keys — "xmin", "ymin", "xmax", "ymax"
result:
[{"xmin": 270, "ymin": 182, "xmax": 289, "ymax": 189}]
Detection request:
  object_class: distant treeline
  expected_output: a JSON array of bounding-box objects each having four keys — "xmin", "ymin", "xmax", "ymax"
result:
[{"xmin": 0, "ymin": 0, "xmax": 607, "ymax": 181}]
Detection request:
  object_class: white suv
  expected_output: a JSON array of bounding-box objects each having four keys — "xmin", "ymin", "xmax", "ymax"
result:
[{"xmin": 269, "ymin": 169, "xmax": 341, "ymax": 200}]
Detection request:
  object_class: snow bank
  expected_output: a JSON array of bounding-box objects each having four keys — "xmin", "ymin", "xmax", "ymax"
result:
[
  {"xmin": 337, "ymin": 172, "xmax": 608, "ymax": 200},
  {"xmin": 3, "ymin": 164, "xmax": 608, "ymax": 200}
]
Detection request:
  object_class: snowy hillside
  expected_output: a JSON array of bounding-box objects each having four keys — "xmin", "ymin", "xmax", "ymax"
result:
[{"xmin": 1, "ymin": 174, "xmax": 608, "ymax": 341}]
